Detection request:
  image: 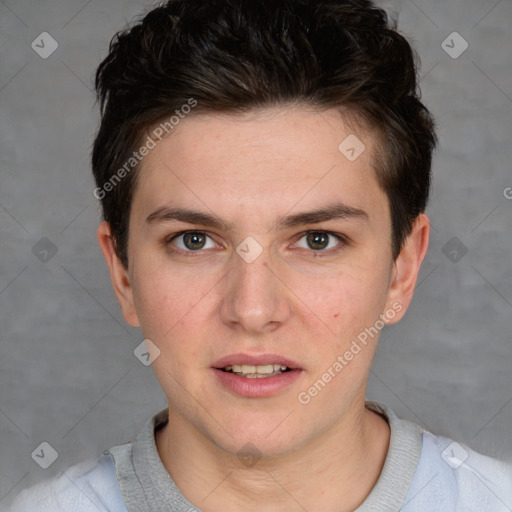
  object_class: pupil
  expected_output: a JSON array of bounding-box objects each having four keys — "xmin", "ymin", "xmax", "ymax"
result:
[
  {"xmin": 184, "ymin": 231, "xmax": 205, "ymax": 250},
  {"xmin": 308, "ymin": 232, "xmax": 328, "ymax": 250}
]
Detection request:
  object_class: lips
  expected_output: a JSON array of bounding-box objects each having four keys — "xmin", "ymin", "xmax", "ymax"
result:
[
  {"xmin": 211, "ymin": 353, "xmax": 303, "ymax": 397},
  {"xmin": 211, "ymin": 353, "xmax": 301, "ymax": 370}
]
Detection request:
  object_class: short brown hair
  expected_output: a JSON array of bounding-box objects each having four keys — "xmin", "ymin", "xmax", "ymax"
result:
[{"xmin": 92, "ymin": 0, "xmax": 437, "ymax": 268}]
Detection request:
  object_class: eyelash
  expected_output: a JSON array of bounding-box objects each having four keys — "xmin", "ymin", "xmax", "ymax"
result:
[{"xmin": 162, "ymin": 230, "xmax": 349, "ymax": 258}]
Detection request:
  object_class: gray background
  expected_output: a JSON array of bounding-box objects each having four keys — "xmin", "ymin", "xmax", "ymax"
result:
[{"xmin": 0, "ymin": 0, "xmax": 511, "ymax": 505}]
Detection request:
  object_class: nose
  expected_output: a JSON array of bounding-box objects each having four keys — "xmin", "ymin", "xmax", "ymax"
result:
[{"xmin": 219, "ymin": 243, "xmax": 292, "ymax": 335}]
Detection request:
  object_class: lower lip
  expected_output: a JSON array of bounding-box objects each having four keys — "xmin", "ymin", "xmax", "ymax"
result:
[{"xmin": 212, "ymin": 368, "xmax": 303, "ymax": 398}]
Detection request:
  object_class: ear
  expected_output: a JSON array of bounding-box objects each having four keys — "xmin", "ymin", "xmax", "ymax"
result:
[
  {"xmin": 383, "ymin": 213, "xmax": 430, "ymax": 324},
  {"xmin": 97, "ymin": 221, "xmax": 140, "ymax": 327}
]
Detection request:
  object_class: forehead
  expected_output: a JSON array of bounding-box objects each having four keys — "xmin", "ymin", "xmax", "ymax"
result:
[
  {"xmin": 132, "ymin": 106, "xmax": 386, "ymax": 229},
  {"xmin": 141, "ymin": 105, "xmax": 375, "ymax": 171}
]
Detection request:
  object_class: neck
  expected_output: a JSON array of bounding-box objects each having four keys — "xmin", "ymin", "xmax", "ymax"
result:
[{"xmin": 155, "ymin": 401, "xmax": 390, "ymax": 512}]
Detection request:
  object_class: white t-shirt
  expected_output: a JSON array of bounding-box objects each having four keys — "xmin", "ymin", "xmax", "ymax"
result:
[{"xmin": 4, "ymin": 401, "xmax": 512, "ymax": 511}]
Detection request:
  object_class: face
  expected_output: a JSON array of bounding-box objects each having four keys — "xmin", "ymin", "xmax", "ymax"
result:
[{"xmin": 99, "ymin": 106, "xmax": 428, "ymax": 458}]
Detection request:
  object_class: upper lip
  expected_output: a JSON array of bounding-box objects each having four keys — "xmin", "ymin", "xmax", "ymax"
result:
[{"xmin": 212, "ymin": 353, "xmax": 301, "ymax": 369}]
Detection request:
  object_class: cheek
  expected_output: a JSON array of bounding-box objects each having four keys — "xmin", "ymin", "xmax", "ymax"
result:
[
  {"xmin": 291, "ymin": 264, "xmax": 390, "ymax": 340},
  {"xmin": 132, "ymin": 275, "xmax": 208, "ymax": 383},
  {"xmin": 130, "ymin": 256, "xmax": 212, "ymax": 340}
]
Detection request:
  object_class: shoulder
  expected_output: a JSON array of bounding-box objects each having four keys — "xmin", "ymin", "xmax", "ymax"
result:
[
  {"xmin": 403, "ymin": 431, "xmax": 512, "ymax": 511},
  {"xmin": 3, "ymin": 453, "xmax": 127, "ymax": 512}
]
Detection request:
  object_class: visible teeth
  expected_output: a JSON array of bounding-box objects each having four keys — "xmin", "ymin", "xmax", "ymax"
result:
[
  {"xmin": 256, "ymin": 364, "xmax": 273, "ymax": 374},
  {"xmin": 223, "ymin": 363, "xmax": 291, "ymax": 376}
]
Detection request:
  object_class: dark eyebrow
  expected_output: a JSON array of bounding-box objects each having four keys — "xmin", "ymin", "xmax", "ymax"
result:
[
  {"xmin": 145, "ymin": 202, "xmax": 368, "ymax": 231},
  {"xmin": 276, "ymin": 202, "xmax": 368, "ymax": 230},
  {"xmin": 146, "ymin": 207, "xmax": 234, "ymax": 231}
]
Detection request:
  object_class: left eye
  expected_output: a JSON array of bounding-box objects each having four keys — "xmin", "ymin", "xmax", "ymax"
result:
[
  {"xmin": 295, "ymin": 231, "xmax": 344, "ymax": 252},
  {"xmin": 168, "ymin": 231, "xmax": 217, "ymax": 251}
]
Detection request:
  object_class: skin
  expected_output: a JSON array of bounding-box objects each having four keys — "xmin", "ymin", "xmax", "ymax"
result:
[{"xmin": 97, "ymin": 105, "xmax": 429, "ymax": 512}]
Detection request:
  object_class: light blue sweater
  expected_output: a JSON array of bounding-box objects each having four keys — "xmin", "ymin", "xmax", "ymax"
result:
[{"xmin": 4, "ymin": 401, "xmax": 512, "ymax": 511}]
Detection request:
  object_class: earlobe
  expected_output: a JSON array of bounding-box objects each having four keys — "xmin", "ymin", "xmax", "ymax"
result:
[
  {"xmin": 384, "ymin": 214, "xmax": 430, "ymax": 324},
  {"xmin": 97, "ymin": 221, "xmax": 141, "ymax": 327}
]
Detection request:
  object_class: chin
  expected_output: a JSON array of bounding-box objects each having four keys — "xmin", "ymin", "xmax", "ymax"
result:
[{"xmin": 207, "ymin": 416, "xmax": 308, "ymax": 461}]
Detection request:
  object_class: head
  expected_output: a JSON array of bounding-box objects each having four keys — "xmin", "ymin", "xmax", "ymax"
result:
[{"xmin": 93, "ymin": 0, "xmax": 436, "ymax": 457}]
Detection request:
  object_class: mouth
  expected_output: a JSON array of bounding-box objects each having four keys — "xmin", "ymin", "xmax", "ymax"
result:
[
  {"xmin": 220, "ymin": 364, "xmax": 293, "ymax": 379},
  {"xmin": 211, "ymin": 353, "xmax": 302, "ymax": 397}
]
